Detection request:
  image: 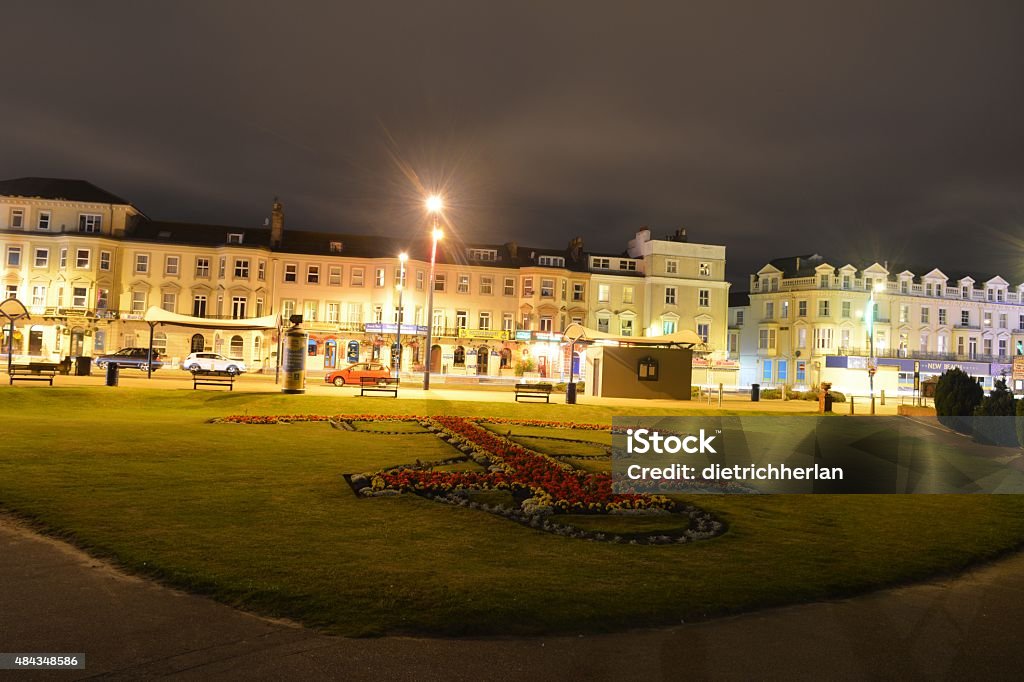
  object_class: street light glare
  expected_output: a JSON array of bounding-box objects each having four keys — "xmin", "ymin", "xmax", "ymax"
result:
[
  {"xmin": 426, "ymin": 195, "xmax": 444, "ymax": 213},
  {"xmin": 874, "ymin": 283, "xmax": 885, "ymax": 292},
  {"xmin": 433, "ymin": 228, "xmax": 444, "ymax": 240},
  {"xmin": 399, "ymin": 252, "xmax": 408, "ymax": 262}
]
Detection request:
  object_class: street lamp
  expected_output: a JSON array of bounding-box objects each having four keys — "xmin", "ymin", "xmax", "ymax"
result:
[
  {"xmin": 423, "ymin": 195, "xmax": 444, "ymax": 390},
  {"xmin": 866, "ymin": 282, "xmax": 885, "ymax": 414},
  {"xmin": 395, "ymin": 252, "xmax": 408, "ymax": 379}
]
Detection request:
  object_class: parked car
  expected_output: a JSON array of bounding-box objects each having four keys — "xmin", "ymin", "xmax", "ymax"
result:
[
  {"xmin": 324, "ymin": 362, "xmax": 391, "ymax": 386},
  {"xmin": 181, "ymin": 352, "xmax": 247, "ymax": 375},
  {"xmin": 94, "ymin": 348, "xmax": 166, "ymax": 371}
]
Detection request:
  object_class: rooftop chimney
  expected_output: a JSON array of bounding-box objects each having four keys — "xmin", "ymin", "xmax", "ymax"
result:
[
  {"xmin": 505, "ymin": 241, "xmax": 518, "ymax": 259},
  {"xmin": 270, "ymin": 197, "xmax": 284, "ymax": 248}
]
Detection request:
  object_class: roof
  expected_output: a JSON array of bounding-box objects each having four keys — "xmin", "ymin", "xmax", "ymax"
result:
[
  {"xmin": 0, "ymin": 177, "xmax": 134, "ymax": 206},
  {"xmin": 563, "ymin": 322, "xmax": 702, "ymax": 348},
  {"xmin": 144, "ymin": 307, "xmax": 278, "ymax": 330},
  {"xmin": 758, "ymin": 254, "xmax": 1005, "ymax": 287}
]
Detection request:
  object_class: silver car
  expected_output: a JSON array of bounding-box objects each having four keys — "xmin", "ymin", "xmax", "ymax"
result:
[{"xmin": 181, "ymin": 352, "xmax": 247, "ymax": 375}]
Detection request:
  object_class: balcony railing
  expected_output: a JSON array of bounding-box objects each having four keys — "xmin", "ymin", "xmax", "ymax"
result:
[{"xmin": 837, "ymin": 346, "xmax": 1014, "ymax": 364}]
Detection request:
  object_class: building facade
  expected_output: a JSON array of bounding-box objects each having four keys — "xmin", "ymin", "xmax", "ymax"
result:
[
  {"xmin": 730, "ymin": 254, "xmax": 1024, "ymax": 394},
  {"xmin": 1, "ymin": 177, "xmax": 731, "ymax": 382}
]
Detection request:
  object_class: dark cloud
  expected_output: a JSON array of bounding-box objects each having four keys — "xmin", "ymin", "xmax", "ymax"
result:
[{"xmin": 1, "ymin": 0, "xmax": 1022, "ymax": 283}]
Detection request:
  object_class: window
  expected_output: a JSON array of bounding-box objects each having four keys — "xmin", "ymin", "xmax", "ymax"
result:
[
  {"xmin": 152, "ymin": 332, "xmax": 168, "ymax": 355},
  {"xmin": 961, "ymin": 310, "xmax": 970, "ymax": 326},
  {"xmin": 622, "ymin": 286, "xmax": 634, "ymax": 304},
  {"xmin": 597, "ymin": 316, "xmax": 610, "ymax": 333},
  {"xmin": 258, "ymin": 260, "xmax": 266, "ymax": 281},
  {"xmin": 467, "ymin": 248, "xmax": 498, "ymax": 261},
  {"xmin": 999, "ymin": 313, "xmax": 1007, "ymax": 329},
  {"xmin": 480, "ymin": 276, "xmax": 493, "ymax": 295},
  {"xmin": 818, "ymin": 300, "xmax": 830, "ymax": 317},
  {"xmin": 100, "ymin": 251, "xmax": 111, "ymax": 271},
  {"xmin": 736, "ymin": 310, "xmax": 744, "ymax": 326},
  {"xmin": 797, "ymin": 327, "xmax": 807, "ymax": 348},
  {"xmin": 598, "ymin": 284, "xmax": 610, "ymax": 303},
  {"xmin": 984, "ymin": 312, "xmax": 992, "ymax": 327},
  {"xmin": 841, "ymin": 301, "xmax": 851, "ymax": 319},
  {"xmin": 662, "ymin": 319, "xmax": 677, "ymax": 334},
  {"xmin": 939, "ymin": 308, "xmax": 947, "ymax": 325},
  {"xmin": 284, "ymin": 263, "xmax": 297, "ymax": 282},
  {"xmin": 778, "ymin": 360, "xmax": 788, "ymax": 381},
  {"xmin": 764, "ymin": 301, "xmax": 775, "ymax": 319},
  {"xmin": 307, "ymin": 265, "xmax": 320, "ymax": 284},
  {"xmin": 31, "ymin": 285, "xmax": 46, "ymax": 307},
  {"xmin": 255, "ymin": 298, "xmax": 264, "ymax": 317},
  {"xmin": 328, "ymin": 266, "xmax": 342, "ymax": 286},
  {"xmin": 665, "ymin": 259, "xmax": 678, "ymax": 275},
  {"xmin": 728, "ymin": 332, "xmax": 739, "ymax": 354},
  {"xmin": 920, "ymin": 307, "xmax": 930, "ymax": 324},
  {"xmin": 134, "ymin": 254, "xmax": 149, "ymax": 273},
  {"xmin": 842, "ymin": 275, "xmax": 851, "ymax": 290},
  {"xmin": 572, "ymin": 283, "xmax": 585, "ymax": 301},
  {"xmin": 72, "ymin": 287, "xmax": 88, "ymax": 307},
  {"xmin": 697, "ymin": 323, "xmax": 710, "ymax": 343},
  {"xmin": 901, "ymin": 280, "xmax": 909, "ymax": 294},
  {"xmin": 234, "ymin": 259, "xmax": 249, "ymax": 278},
  {"xmin": 161, "ymin": 292, "xmax": 176, "ymax": 312},
  {"xmin": 479, "ymin": 312, "xmax": 491, "ymax": 329},
  {"xmin": 798, "ymin": 300, "xmax": 807, "ymax": 317},
  {"xmin": 231, "ymin": 296, "xmax": 247, "ymax": 319},
  {"xmin": 227, "ymin": 233, "xmax": 244, "ymax": 244},
  {"xmin": 762, "ymin": 360, "xmax": 773, "ymax": 383},
  {"xmin": 5, "ymin": 284, "xmax": 17, "ymax": 300},
  {"xmin": 282, "ymin": 300, "xmax": 296, "ymax": 321},
  {"xmin": 351, "ymin": 267, "xmax": 364, "ymax": 286},
  {"xmin": 540, "ymin": 316, "xmax": 554, "ymax": 332},
  {"xmin": 304, "ymin": 300, "xmax": 318, "ymax": 322},
  {"xmin": 433, "ymin": 272, "xmax": 446, "ymax": 292},
  {"xmin": 961, "ymin": 286, "xmax": 969, "ymax": 299},
  {"xmin": 453, "ymin": 346, "xmax": 466, "ymax": 366},
  {"xmin": 131, "ymin": 291, "xmax": 146, "ymax": 313},
  {"xmin": 814, "ymin": 328, "xmax": 833, "ymax": 350},
  {"xmin": 326, "ymin": 303, "xmax": 340, "ymax": 323},
  {"xmin": 76, "ymin": 249, "xmax": 90, "ymax": 269},
  {"xmin": 538, "ymin": 255, "xmax": 565, "ymax": 267},
  {"xmin": 820, "ymin": 275, "xmax": 829, "ymax": 288},
  {"xmin": 329, "ymin": 241, "xmax": 343, "ymax": 253},
  {"xmin": 592, "ymin": 257, "xmax": 610, "ymax": 269},
  {"xmin": 920, "ymin": 333, "xmax": 929, "ymax": 352},
  {"xmin": 841, "ymin": 328, "xmax": 851, "ymax": 348},
  {"xmin": 758, "ymin": 328, "xmax": 776, "ymax": 349},
  {"xmin": 540, "ymin": 278, "xmax": 554, "ymax": 298},
  {"xmin": 36, "ymin": 211, "xmax": 50, "ymax": 230},
  {"xmin": 34, "ymin": 248, "xmax": 48, "ymax": 268},
  {"xmin": 195, "ymin": 257, "xmax": 210, "ymax": 277},
  {"xmin": 193, "ymin": 295, "xmax": 207, "ymax": 317},
  {"xmin": 375, "ymin": 268, "xmax": 385, "ymax": 287},
  {"xmin": 561, "ymin": 279, "xmax": 567, "ymax": 301},
  {"xmin": 638, "ymin": 356, "xmax": 659, "ymax": 381},
  {"xmin": 796, "ymin": 361, "xmax": 806, "ymax": 382},
  {"xmin": 522, "ymin": 277, "xmax": 534, "ymax": 297},
  {"xmin": 9, "ymin": 208, "xmax": 24, "ymax": 228},
  {"xmin": 164, "ymin": 255, "xmax": 179, "ymax": 275},
  {"xmin": 898, "ymin": 305, "xmax": 909, "ymax": 324},
  {"xmin": 455, "ymin": 310, "xmax": 468, "ymax": 330},
  {"xmin": 619, "ymin": 259, "xmax": 637, "ymax": 271},
  {"xmin": 457, "ymin": 274, "xmax": 470, "ymax": 294},
  {"xmin": 781, "ymin": 301, "xmax": 789, "ymax": 319},
  {"xmin": 699, "ymin": 289, "xmax": 710, "ymax": 307},
  {"xmin": 502, "ymin": 313, "xmax": 514, "ymax": 332},
  {"xmin": 6, "ymin": 246, "xmax": 21, "ymax": 267},
  {"xmin": 665, "ymin": 287, "xmax": 677, "ymax": 305},
  {"xmin": 78, "ymin": 214, "xmax": 102, "ymax": 233}
]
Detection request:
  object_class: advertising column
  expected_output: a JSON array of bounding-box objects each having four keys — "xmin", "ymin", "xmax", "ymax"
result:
[{"xmin": 282, "ymin": 318, "xmax": 308, "ymax": 394}]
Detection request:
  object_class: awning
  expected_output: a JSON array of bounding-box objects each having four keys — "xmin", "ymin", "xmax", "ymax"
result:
[
  {"xmin": 562, "ymin": 322, "xmax": 702, "ymax": 348},
  {"xmin": 143, "ymin": 307, "xmax": 279, "ymax": 330}
]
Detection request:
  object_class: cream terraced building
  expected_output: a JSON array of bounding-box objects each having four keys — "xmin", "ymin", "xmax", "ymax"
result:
[
  {"xmin": 729, "ymin": 253, "xmax": 1024, "ymax": 395},
  {"xmin": 1, "ymin": 177, "xmax": 731, "ymax": 382}
]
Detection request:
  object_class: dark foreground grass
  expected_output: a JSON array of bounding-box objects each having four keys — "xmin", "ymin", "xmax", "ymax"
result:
[{"xmin": 2, "ymin": 386, "xmax": 1024, "ymax": 636}]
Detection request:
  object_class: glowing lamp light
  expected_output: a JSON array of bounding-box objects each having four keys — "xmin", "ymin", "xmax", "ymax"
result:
[{"xmin": 426, "ymin": 195, "xmax": 444, "ymax": 213}]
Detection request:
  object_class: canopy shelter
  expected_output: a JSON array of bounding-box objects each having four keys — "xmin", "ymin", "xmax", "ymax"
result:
[
  {"xmin": 562, "ymin": 322, "xmax": 703, "ymax": 349},
  {"xmin": 141, "ymin": 307, "xmax": 280, "ymax": 379},
  {"xmin": 1, "ymin": 298, "xmax": 31, "ymax": 374}
]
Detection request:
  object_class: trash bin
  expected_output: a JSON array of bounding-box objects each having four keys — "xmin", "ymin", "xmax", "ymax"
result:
[
  {"xmin": 75, "ymin": 356, "xmax": 92, "ymax": 376},
  {"xmin": 105, "ymin": 363, "xmax": 119, "ymax": 387},
  {"xmin": 566, "ymin": 381, "xmax": 577, "ymax": 405},
  {"xmin": 751, "ymin": 383, "xmax": 760, "ymax": 402}
]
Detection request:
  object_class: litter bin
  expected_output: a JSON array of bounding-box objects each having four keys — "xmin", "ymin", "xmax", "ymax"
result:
[
  {"xmin": 75, "ymin": 356, "xmax": 92, "ymax": 376},
  {"xmin": 751, "ymin": 383, "xmax": 760, "ymax": 402},
  {"xmin": 105, "ymin": 362, "xmax": 119, "ymax": 387},
  {"xmin": 566, "ymin": 381, "xmax": 577, "ymax": 405}
]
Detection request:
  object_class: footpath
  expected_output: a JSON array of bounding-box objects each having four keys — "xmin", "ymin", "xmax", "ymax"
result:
[{"xmin": 2, "ymin": 514, "xmax": 1023, "ymax": 681}]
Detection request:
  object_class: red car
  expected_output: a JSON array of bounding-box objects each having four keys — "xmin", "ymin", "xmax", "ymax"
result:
[{"xmin": 324, "ymin": 362, "xmax": 391, "ymax": 387}]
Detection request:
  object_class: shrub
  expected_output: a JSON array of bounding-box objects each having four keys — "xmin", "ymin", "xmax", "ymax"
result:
[
  {"xmin": 691, "ymin": 386, "xmax": 704, "ymax": 398},
  {"xmin": 935, "ymin": 368, "xmax": 983, "ymax": 433},
  {"xmin": 972, "ymin": 379, "xmax": 1018, "ymax": 446},
  {"xmin": 759, "ymin": 388, "xmax": 782, "ymax": 399},
  {"xmin": 513, "ymin": 358, "xmax": 536, "ymax": 376},
  {"xmin": 828, "ymin": 390, "xmax": 846, "ymax": 403}
]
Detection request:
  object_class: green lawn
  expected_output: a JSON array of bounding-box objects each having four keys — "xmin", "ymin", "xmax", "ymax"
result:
[{"xmin": 2, "ymin": 387, "xmax": 1024, "ymax": 636}]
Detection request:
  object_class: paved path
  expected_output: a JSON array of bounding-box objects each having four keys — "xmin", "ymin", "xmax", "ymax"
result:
[{"xmin": 2, "ymin": 516, "xmax": 1023, "ymax": 680}]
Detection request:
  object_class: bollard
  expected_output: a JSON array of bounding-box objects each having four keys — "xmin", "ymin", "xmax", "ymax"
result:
[
  {"xmin": 880, "ymin": 389, "xmax": 885, "ymax": 406},
  {"xmin": 870, "ymin": 395, "xmax": 876, "ymax": 415},
  {"xmin": 718, "ymin": 383, "xmax": 723, "ymax": 408},
  {"xmin": 849, "ymin": 396, "xmax": 855, "ymax": 415}
]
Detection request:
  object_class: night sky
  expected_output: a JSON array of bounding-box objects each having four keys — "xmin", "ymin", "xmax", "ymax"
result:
[{"xmin": 2, "ymin": 1, "xmax": 1022, "ymax": 284}]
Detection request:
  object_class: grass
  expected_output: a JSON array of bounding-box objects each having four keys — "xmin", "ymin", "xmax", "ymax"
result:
[{"xmin": 2, "ymin": 386, "xmax": 1024, "ymax": 637}]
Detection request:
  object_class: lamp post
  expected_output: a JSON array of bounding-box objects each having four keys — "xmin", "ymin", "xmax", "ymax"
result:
[
  {"xmin": 866, "ymin": 282, "xmax": 884, "ymax": 414},
  {"xmin": 423, "ymin": 195, "xmax": 443, "ymax": 391},
  {"xmin": 394, "ymin": 252, "xmax": 408, "ymax": 379}
]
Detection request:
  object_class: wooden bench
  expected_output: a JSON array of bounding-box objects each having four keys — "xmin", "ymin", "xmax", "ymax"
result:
[
  {"xmin": 191, "ymin": 369, "xmax": 236, "ymax": 391},
  {"xmin": 9, "ymin": 363, "xmax": 58, "ymax": 385},
  {"xmin": 359, "ymin": 376, "xmax": 399, "ymax": 397},
  {"xmin": 514, "ymin": 383, "xmax": 553, "ymax": 403}
]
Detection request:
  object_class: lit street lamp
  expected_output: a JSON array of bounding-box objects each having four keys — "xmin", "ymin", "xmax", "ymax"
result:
[
  {"xmin": 423, "ymin": 195, "xmax": 443, "ymax": 391},
  {"xmin": 395, "ymin": 252, "xmax": 407, "ymax": 379},
  {"xmin": 866, "ymin": 282, "xmax": 885, "ymax": 414}
]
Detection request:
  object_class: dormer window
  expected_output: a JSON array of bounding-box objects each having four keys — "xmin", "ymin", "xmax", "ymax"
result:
[
  {"xmin": 538, "ymin": 255, "xmax": 564, "ymax": 267},
  {"xmin": 468, "ymin": 248, "xmax": 497, "ymax": 261},
  {"xmin": 619, "ymin": 259, "xmax": 637, "ymax": 271},
  {"xmin": 227, "ymin": 233, "xmax": 244, "ymax": 245},
  {"xmin": 330, "ymin": 241, "xmax": 343, "ymax": 253},
  {"xmin": 592, "ymin": 257, "xmax": 610, "ymax": 269}
]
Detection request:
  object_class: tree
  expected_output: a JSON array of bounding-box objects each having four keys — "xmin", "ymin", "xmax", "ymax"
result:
[
  {"xmin": 973, "ymin": 379, "xmax": 1017, "ymax": 445},
  {"xmin": 934, "ymin": 368, "xmax": 983, "ymax": 433}
]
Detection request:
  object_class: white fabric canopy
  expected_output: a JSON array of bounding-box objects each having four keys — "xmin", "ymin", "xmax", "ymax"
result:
[
  {"xmin": 143, "ymin": 306, "xmax": 279, "ymax": 330},
  {"xmin": 562, "ymin": 322, "xmax": 702, "ymax": 348}
]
